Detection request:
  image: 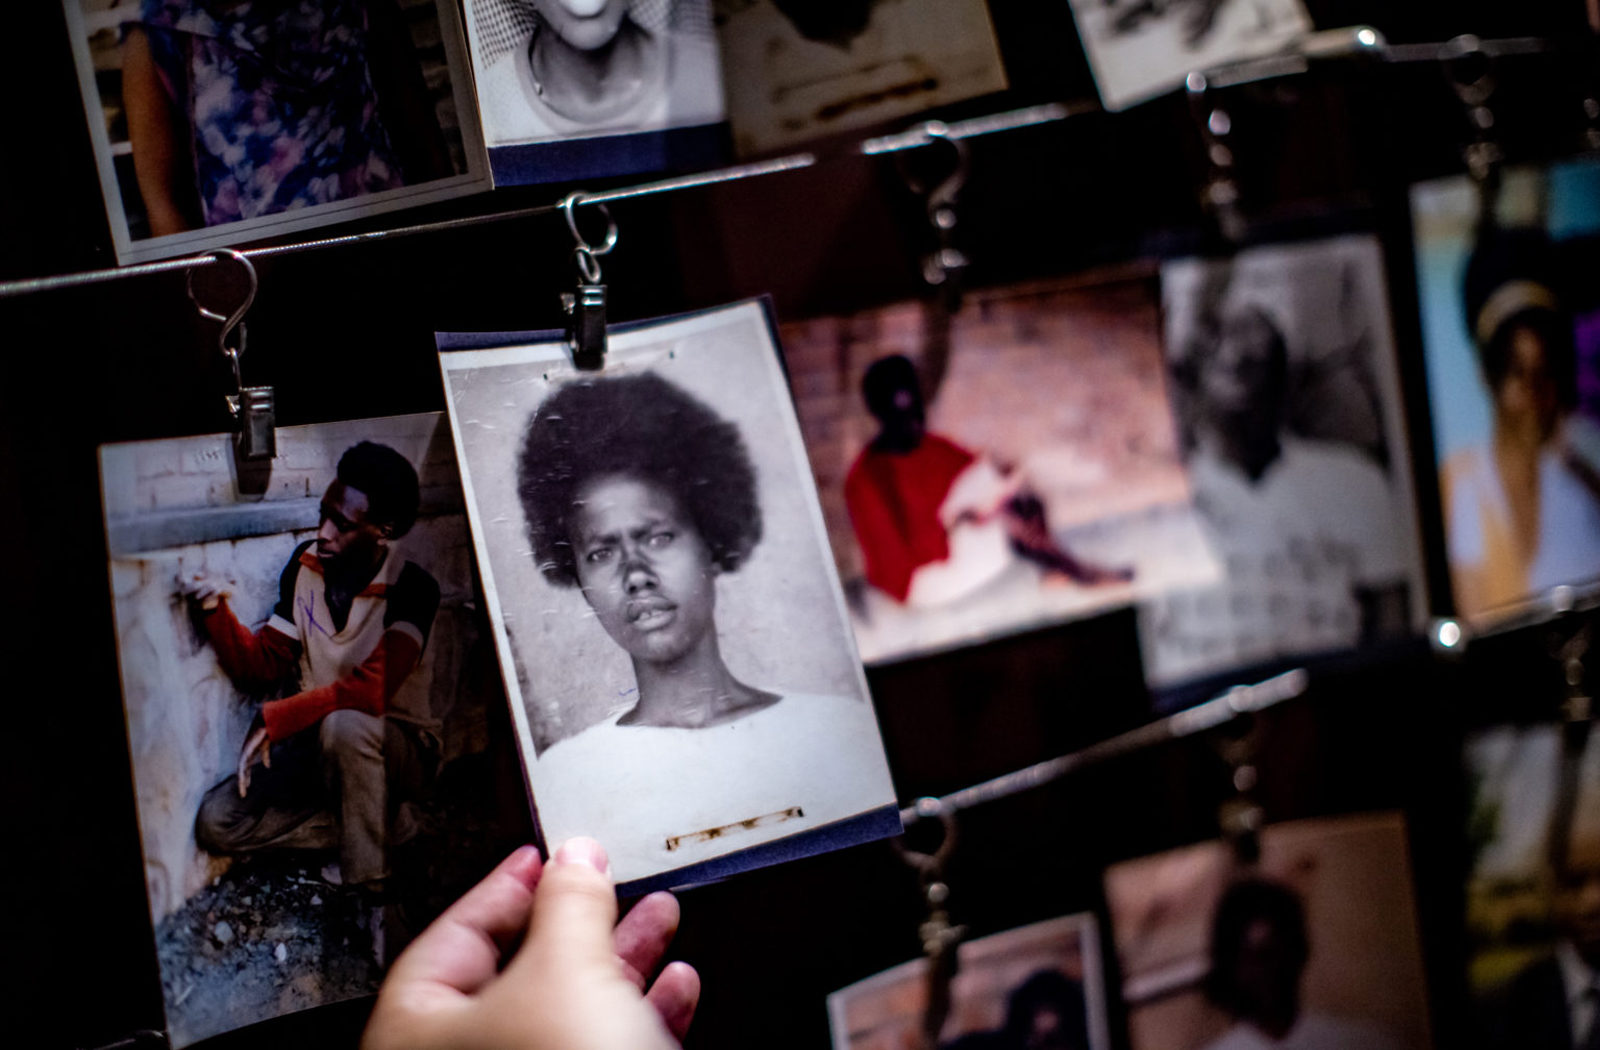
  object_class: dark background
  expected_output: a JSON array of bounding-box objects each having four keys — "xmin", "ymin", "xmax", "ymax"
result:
[{"xmin": 3, "ymin": 2, "xmax": 1599, "ymax": 1048}]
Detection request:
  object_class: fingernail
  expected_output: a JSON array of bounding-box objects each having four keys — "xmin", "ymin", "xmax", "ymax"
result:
[{"xmin": 553, "ymin": 837, "xmax": 610, "ymax": 875}]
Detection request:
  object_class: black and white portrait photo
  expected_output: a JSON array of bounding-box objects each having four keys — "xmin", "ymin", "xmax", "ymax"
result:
[
  {"xmin": 464, "ymin": 0, "xmax": 725, "ymax": 183},
  {"xmin": 1137, "ymin": 236, "xmax": 1426, "ymax": 692},
  {"xmin": 439, "ymin": 301, "xmax": 900, "ymax": 890},
  {"xmin": 1066, "ymin": 0, "xmax": 1310, "ymax": 111}
]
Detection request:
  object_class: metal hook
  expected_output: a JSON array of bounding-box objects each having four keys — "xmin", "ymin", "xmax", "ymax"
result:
[
  {"xmin": 560, "ymin": 192, "xmax": 618, "ymax": 261},
  {"xmin": 898, "ymin": 123, "xmax": 971, "ymax": 305},
  {"xmin": 1185, "ymin": 71, "xmax": 1247, "ymax": 245},
  {"xmin": 1440, "ymin": 35, "xmax": 1503, "ymax": 185},
  {"xmin": 185, "ymin": 249, "xmax": 257, "ymax": 357},
  {"xmin": 899, "ymin": 122, "xmax": 970, "ymax": 228},
  {"xmin": 559, "ymin": 192, "xmax": 616, "ymax": 372},
  {"xmin": 894, "ymin": 797, "xmax": 964, "ymax": 1050}
]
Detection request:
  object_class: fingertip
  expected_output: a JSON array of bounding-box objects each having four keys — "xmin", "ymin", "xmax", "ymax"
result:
[
  {"xmin": 502, "ymin": 843, "xmax": 544, "ymax": 890},
  {"xmin": 651, "ymin": 960, "xmax": 702, "ymax": 1041},
  {"xmin": 551, "ymin": 836, "xmax": 611, "ymax": 877},
  {"xmin": 637, "ymin": 890, "xmax": 680, "ymax": 928}
]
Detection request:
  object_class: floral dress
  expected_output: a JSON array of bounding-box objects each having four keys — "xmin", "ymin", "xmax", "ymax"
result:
[{"xmin": 137, "ymin": 0, "xmax": 406, "ymax": 226}]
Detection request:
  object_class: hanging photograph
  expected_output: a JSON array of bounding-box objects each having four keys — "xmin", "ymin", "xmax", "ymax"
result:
[
  {"xmin": 1412, "ymin": 160, "xmax": 1600, "ymax": 625},
  {"xmin": 1104, "ymin": 813, "xmax": 1433, "ymax": 1050},
  {"xmin": 1066, "ymin": 0, "xmax": 1311, "ymax": 112},
  {"xmin": 782, "ymin": 268, "xmax": 1222, "ymax": 666},
  {"xmin": 712, "ymin": 0, "xmax": 1008, "ymax": 157},
  {"xmin": 1136, "ymin": 234, "xmax": 1427, "ymax": 691},
  {"xmin": 462, "ymin": 0, "xmax": 726, "ymax": 185},
  {"xmin": 100, "ymin": 413, "xmax": 516, "ymax": 1047},
  {"xmin": 1465, "ymin": 721, "xmax": 1600, "ymax": 1047},
  {"xmin": 438, "ymin": 300, "xmax": 901, "ymax": 892},
  {"xmin": 61, "ymin": 0, "xmax": 491, "ymax": 264},
  {"xmin": 827, "ymin": 913, "xmax": 1111, "ymax": 1050}
]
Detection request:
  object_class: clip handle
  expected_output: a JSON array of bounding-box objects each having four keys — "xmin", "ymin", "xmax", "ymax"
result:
[
  {"xmin": 235, "ymin": 386, "xmax": 277, "ymax": 461},
  {"xmin": 564, "ymin": 277, "xmax": 608, "ymax": 372}
]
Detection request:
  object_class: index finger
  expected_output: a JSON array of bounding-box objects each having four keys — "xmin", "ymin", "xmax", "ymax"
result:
[{"xmin": 385, "ymin": 846, "xmax": 545, "ymax": 996}]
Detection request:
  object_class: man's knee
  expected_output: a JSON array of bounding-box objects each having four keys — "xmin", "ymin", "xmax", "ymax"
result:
[
  {"xmin": 194, "ymin": 779, "xmax": 247, "ymax": 853},
  {"xmin": 320, "ymin": 709, "xmax": 384, "ymax": 767}
]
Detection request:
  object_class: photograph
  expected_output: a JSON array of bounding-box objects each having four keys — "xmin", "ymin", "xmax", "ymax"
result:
[
  {"xmin": 712, "ymin": 0, "xmax": 1008, "ymax": 157},
  {"xmin": 463, "ymin": 0, "xmax": 726, "ymax": 184},
  {"xmin": 1104, "ymin": 813, "xmax": 1433, "ymax": 1050},
  {"xmin": 1136, "ymin": 235, "xmax": 1427, "ymax": 691},
  {"xmin": 1066, "ymin": 0, "xmax": 1311, "ymax": 111},
  {"xmin": 100, "ymin": 413, "xmax": 518, "ymax": 1047},
  {"xmin": 1412, "ymin": 160, "xmax": 1600, "ymax": 625},
  {"xmin": 1464, "ymin": 721, "xmax": 1600, "ymax": 1049},
  {"xmin": 827, "ymin": 913, "xmax": 1111, "ymax": 1050},
  {"xmin": 780, "ymin": 268, "xmax": 1223, "ymax": 666},
  {"xmin": 438, "ymin": 300, "xmax": 901, "ymax": 891},
  {"xmin": 62, "ymin": 0, "xmax": 491, "ymax": 264}
]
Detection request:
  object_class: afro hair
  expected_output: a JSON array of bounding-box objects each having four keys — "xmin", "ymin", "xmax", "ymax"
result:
[{"xmin": 518, "ymin": 372, "xmax": 762, "ymax": 587}]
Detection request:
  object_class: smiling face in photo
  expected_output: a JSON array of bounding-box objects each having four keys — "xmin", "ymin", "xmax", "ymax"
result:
[
  {"xmin": 571, "ymin": 473, "xmax": 719, "ymax": 666},
  {"xmin": 535, "ymin": 0, "xmax": 630, "ymax": 50}
]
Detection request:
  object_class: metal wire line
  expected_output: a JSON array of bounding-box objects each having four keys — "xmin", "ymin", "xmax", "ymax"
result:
[{"xmin": 0, "ymin": 27, "xmax": 1577, "ymax": 301}]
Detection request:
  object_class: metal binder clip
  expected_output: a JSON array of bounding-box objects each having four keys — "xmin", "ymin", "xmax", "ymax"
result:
[
  {"xmin": 186, "ymin": 249, "xmax": 275, "ymax": 460},
  {"xmin": 899, "ymin": 122, "xmax": 971, "ymax": 311},
  {"xmin": 559, "ymin": 192, "xmax": 618, "ymax": 371}
]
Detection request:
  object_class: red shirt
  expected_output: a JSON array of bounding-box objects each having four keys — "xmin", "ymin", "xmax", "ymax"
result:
[{"xmin": 844, "ymin": 434, "xmax": 976, "ymax": 603}]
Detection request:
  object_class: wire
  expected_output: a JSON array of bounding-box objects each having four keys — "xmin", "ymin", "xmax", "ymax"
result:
[
  {"xmin": 899, "ymin": 668, "xmax": 1310, "ymax": 823},
  {"xmin": 0, "ymin": 28, "xmax": 1579, "ymax": 301}
]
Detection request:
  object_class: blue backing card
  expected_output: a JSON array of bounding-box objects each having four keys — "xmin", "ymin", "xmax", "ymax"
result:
[{"xmin": 487, "ymin": 123, "xmax": 728, "ymax": 186}]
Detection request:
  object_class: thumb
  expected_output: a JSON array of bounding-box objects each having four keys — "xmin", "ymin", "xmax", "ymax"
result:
[{"xmin": 512, "ymin": 838, "xmax": 619, "ymax": 976}]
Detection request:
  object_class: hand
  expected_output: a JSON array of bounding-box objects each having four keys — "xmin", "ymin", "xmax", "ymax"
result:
[
  {"xmin": 236, "ymin": 725, "xmax": 270, "ymax": 798},
  {"xmin": 363, "ymin": 840, "xmax": 699, "ymax": 1050},
  {"xmin": 179, "ymin": 572, "xmax": 233, "ymax": 612}
]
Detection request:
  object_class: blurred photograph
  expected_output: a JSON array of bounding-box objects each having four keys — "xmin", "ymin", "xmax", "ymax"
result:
[
  {"xmin": 827, "ymin": 914, "xmax": 1110, "ymax": 1050},
  {"xmin": 1105, "ymin": 813, "xmax": 1432, "ymax": 1050},
  {"xmin": 101, "ymin": 413, "xmax": 514, "ymax": 1046},
  {"xmin": 781, "ymin": 269, "xmax": 1222, "ymax": 665},
  {"xmin": 1137, "ymin": 235, "xmax": 1426, "ymax": 691},
  {"xmin": 713, "ymin": 0, "xmax": 1007, "ymax": 156},
  {"xmin": 63, "ymin": 0, "xmax": 489, "ymax": 263},
  {"xmin": 1066, "ymin": 0, "xmax": 1310, "ymax": 111},
  {"xmin": 1465, "ymin": 722, "xmax": 1600, "ymax": 1049},
  {"xmin": 1412, "ymin": 161, "xmax": 1600, "ymax": 624},
  {"xmin": 439, "ymin": 301, "xmax": 900, "ymax": 890},
  {"xmin": 464, "ymin": 0, "xmax": 725, "ymax": 183}
]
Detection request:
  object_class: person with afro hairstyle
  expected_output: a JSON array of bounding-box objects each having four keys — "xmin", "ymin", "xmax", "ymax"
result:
[
  {"xmin": 516, "ymin": 371, "xmax": 892, "ymax": 883},
  {"xmin": 180, "ymin": 441, "xmax": 440, "ymax": 958}
]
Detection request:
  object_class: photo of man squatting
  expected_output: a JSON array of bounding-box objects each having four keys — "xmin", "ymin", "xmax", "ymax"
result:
[{"xmin": 180, "ymin": 441, "xmax": 440, "ymax": 963}]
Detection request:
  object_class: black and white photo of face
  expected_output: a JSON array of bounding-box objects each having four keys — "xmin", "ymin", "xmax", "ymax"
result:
[
  {"xmin": 532, "ymin": 0, "xmax": 631, "ymax": 51},
  {"xmin": 570, "ymin": 473, "xmax": 720, "ymax": 667}
]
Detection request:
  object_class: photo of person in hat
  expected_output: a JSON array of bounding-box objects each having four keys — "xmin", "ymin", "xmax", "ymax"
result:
[{"xmin": 1442, "ymin": 225, "xmax": 1600, "ymax": 617}]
